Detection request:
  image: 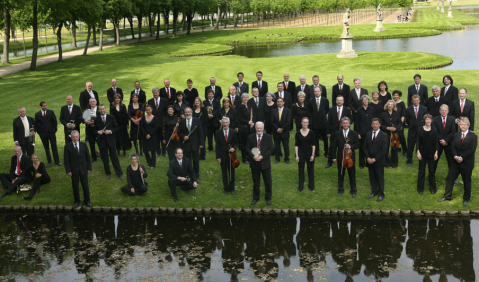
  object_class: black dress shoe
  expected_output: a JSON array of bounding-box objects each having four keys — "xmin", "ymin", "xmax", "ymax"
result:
[
  {"xmin": 251, "ymin": 200, "xmax": 258, "ymax": 205},
  {"xmin": 386, "ymin": 165, "xmax": 390, "ymax": 168},
  {"xmin": 338, "ymin": 192, "xmax": 343, "ymax": 197},
  {"xmin": 324, "ymin": 154, "xmax": 329, "ymax": 158},
  {"xmin": 285, "ymin": 160, "xmax": 291, "ymax": 164},
  {"xmin": 454, "ymin": 180, "xmax": 460, "ymax": 185},
  {"xmin": 106, "ymin": 175, "xmax": 111, "ymax": 180},
  {"xmin": 207, "ymin": 149, "xmax": 213, "ymax": 152},
  {"xmin": 85, "ymin": 202, "xmax": 92, "ymax": 208},
  {"xmin": 367, "ymin": 193, "xmax": 377, "ymax": 199},
  {"xmin": 463, "ymin": 200, "xmax": 469, "ymax": 207},
  {"xmin": 298, "ymin": 187, "xmax": 303, "ymax": 192},
  {"xmin": 376, "ymin": 196, "xmax": 384, "ymax": 202},
  {"xmin": 123, "ymin": 152, "xmax": 128, "ymax": 157},
  {"xmin": 156, "ymin": 154, "xmax": 160, "ymax": 157},
  {"xmin": 47, "ymin": 163, "xmax": 52, "ymax": 167},
  {"xmin": 360, "ymin": 166, "xmax": 364, "ymax": 169},
  {"xmin": 163, "ymin": 153, "xmax": 168, "ymax": 157},
  {"xmin": 230, "ymin": 191, "xmax": 235, "ymax": 195},
  {"xmin": 419, "ymin": 191, "xmax": 423, "ymax": 195},
  {"xmin": 244, "ymin": 160, "xmax": 250, "ymax": 164},
  {"xmin": 324, "ymin": 163, "xmax": 332, "ymax": 169},
  {"xmin": 274, "ymin": 159, "xmax": 280, "ymax": 164},
  {"xmin": 392, "ymin": 166, "xmax": 397, "ymax": 169},
  {"xmin": 309, "ymin": 188, "xmax": 314, "ymax": 191},
  {"xmin": 119, "ymin": 175, "xmax": 125, "ymax": 180},
  {"xmin": 24, "ymin": 196, "xmax": 32, "ymax": 200},
  {"xmin": 35, "ymin": 190, "xmax": 40, "ymax": 195},
  {"xmin": 174, "ymin": 198, "xmax": 178, "ymax": 202},
  {"xmin": 196, "ymin": 177, "xmax": 201, "ymax": 184},
  {"xmin": 407, "ymin": 162, "xmax": 413, "ymax": 167},
  {"xmin": 0, "ymin": 193, "xmax": 6, "ymax": 200},
  {"xmin": 91, "ymin": 158, "xmax": 97, "ymax": 163},
  {"xmin": 437, "ymin": 197, "xmax": 449, "ymax": 202},
  {"xmin": 352, "ymin": 193, "xmax": 357, "ymax": 199},
  {"xmin": 431, "ymin": 191, "xmax": 436, "ymax": 195},
  {"xmin": 403, "ymin": 152, "xmax": 407, "ymax": 157},
  {"xmin": 56, "ymin": 162, "xmax": 63, "ymax": 166},
  {"xmin": 74, "ymin": 202, "xmax": 80, "ymax": 208},
  {"xmin": 266, "ymin": 200, "xmax": 272, "ymax": 206},
  {"xmin": 223, "ymin": 191, "xmax": 229, "ymax": 195}
]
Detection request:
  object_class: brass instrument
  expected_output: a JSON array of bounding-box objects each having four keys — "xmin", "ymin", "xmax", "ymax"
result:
[
  {"xmin": 28, "ymin": 125, "xmax": 35, "ymax": 146},
  {"xmin": 17, "ymin": 184, "xmax": 32, "ymax": 193},
  {"xmin": 67, "ymin": 120, "xmax": 75, "ymax": 137},
  {"xmin": 82, "ymin": 109, "xmax": 96, "ymax": 127},
  {"xmin": 89, "ymin": 109, "xmax": 96, "ymax": 127},
  {"xmin": 206, "ymin": 106, "xmax": 213, "ymax": 115}
]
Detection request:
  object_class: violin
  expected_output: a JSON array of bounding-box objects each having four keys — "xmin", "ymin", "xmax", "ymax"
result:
[
  {"xmin": 390, "ymin": 124, "xmax": 400, "ymax": 148},
  {"xmin": 171, "ymin": 117, "xmax": 180, "ymax": 141},
  {"xmin": 342, "ymin": 137, "xmax": 353, "ymax": 171},
  {"xmin": 229, "ymin": 144, "xmax": 240, "ymax": 168}
]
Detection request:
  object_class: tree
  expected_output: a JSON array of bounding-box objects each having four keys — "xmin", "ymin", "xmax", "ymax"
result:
[
  {"xmin": 29, "ymin": 0, "xmax": 38, "ymax": 70},
  {"xmin": 11, "ymin": 4, "xmax": 32, "ymax": 57},
  {"xmin": 106, "ymin": 0, "xmax": 131, "ymax": 46},
  {"xmin": 41, "ymin": 0, "xmax": 71, "ymax": 61},
  {"xmin": 77, "ymin": 0, "xmax": 103, "ymax": 55},
  {"xmin": 1, "ymin": 0, "xmax": 17, "ymax": 64}
]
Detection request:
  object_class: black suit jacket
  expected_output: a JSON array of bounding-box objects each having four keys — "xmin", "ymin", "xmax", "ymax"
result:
[
  {"xmin": 60, "ymin": 104, "xmax": 83, "ymax": 132},
  {"xmin": 308, "ymin": 84, "xmax": 327, "ymax": 100},
  {"xmin": 433, "ymin": 115, "xmax": 456, "ymax": 144},
  {"xmin": 64, "ymin": 141, "xmax": 92, "ymax": 176},
  {"xmin": 215, "ymin": 128, "xmax": 239, "ymax": 162},
  {"xmin": 451, "ymin": 131, "xmax": 477, "ymax": 169},
  {"xmin": 34, "ymin": 110, "xmax": 58, "ymax": 134},
  {"xmin": 226, "ymin": 95, "xmax": 242, "ymax": 109},
  {"xmin": 130, "ymin": 89, "xmax": 147, "ymax": 105},
  {"xmin": 332, "ymin": 83, "xmax": 351, "ymax": 107},
  {"xmin": 363, "ymin": 130, "xmax": 388, "ymax": 166},
  {"xmin": 79, "ymin": 90, "xmax": 99, "ymax": 112},
  {"xmin": 294, "ymin": 84, "xmax": 310, "ymax": 103},
  {"xmin": 107, "ymin": 87, "xmax": 123, "ymax": 104},
  {"xmin": 327, "ymin": 106, "xmax": 353, "ymax": 135},
  {"xmin": 348, "ymin": 88, "xmax": 368, "ymax": 112},
  {"xmin": 245, "ymin": 133, "xmax": 275, "ymax": 170},
  {"xmin": 441, "ymin": 85, "xmax": 458, "ymax": 103},
  {"xmin": 330, "ymin": 129, "xmax": 360, "ymax": 161},
  {"xmin": 94, "ymin": 114, "xmax": 118, "ymax": 148},
  {"xmin": 167, "ymin": 157, "xmax": 196, "ymax": 182},
  {"xmin": 233, "ymin": 82, "xmax": 249, "ymax": 94},
  {"xmin": 13, "ymin": 116, "xmax": 35, "ymax": 145},
  {"xmin": 309, "ymin": 97, "xmax": 329, "ymax": 130},
  {"xmin": 252, "ymin": 80, "xmax": 268, "ymax": 97},
  {"xmin": 160, "ymin": 87, "xmax": 176, "ymax": 105},
  {"xmin": 147, "ymin": 97, "xmax": 168, "ymax": 127},
  {"xmin": 272, "ymin": 108, "xmax": 292, "ymax": 139},
  {"xmin": 425, "ymin": 96, "xmax": 449, "ymax": 117},
  {"xmin": 450, "ymin": 99, "xmax": 475, "ymax": 131},
  {"xmin": 204, "ymin": 85, "xmax": 223, "ymax": 100},
  {"xmin": 8, "ymin": 154, "xmax": 33, "ymax": 182},
  {"xmin": 247, "ymin": 97, "xmax": 266, "ymax": 123},
  {"xmin": 178, "ymin": 117, "xmax": 204, "ymax": 151},
  {"xmin": 274, "ymin": 91, "xmax": 293, "ymax": 109},
  {"xmin": 405, "ymin": 105, "xmax": 428, "ymax": 138},
  {"xmin": 407, "ymin": 84, "xmax": 428, "ymax": 107},
  {"xmin": 203, "ymin": 99, "xmax": 221, "ymax": 127},
  {"xmin": 281, "ymin": 81, "xmax": 296, "ymax": 95}
]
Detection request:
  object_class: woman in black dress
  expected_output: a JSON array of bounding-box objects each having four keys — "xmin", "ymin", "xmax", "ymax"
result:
[
  {"xmin": 24, "ymin": 154, "xmax": 51, "ymax": 200},
  {"xmin": 184, "ymin": 79, "xmax": 199, "ymax": 107},
  {"xmin": 263, "ymin": 92, "xmax": 276, "ymax": 134},
  {"xmin": 110, "ymin": 94, "xmax": 132, "ymax": 157},
  {"xmin": 128, "ymin": 93, "xmax": 144, "ymax": 155},
  {"xmin": 174, "ymin": 91, "xmax": 189, "ymax": 119},
  {"xmin": 141, "ymin": 105, "xmax": 158, "ymax": 169},
  {"xmin": 356, "ymin": 95, "xmax": 375, "ymax": 169},
  {"xmin": 163, "ymin": 105, "xmax": 180, "ymax": 161},
  {"xmin": 416, "ymin": 114, "xmax": 439, "ymax": 194},
  {"xmin": 217, "ymin": 97, "xmax": 236, "ymax": 129},
  {"xmin": 295, "ymin": 117, "xmax": 316, "ymax": 192},
  {"xmin": 192, "ymin": 97, "xmax": 208, "ymax": 160},
  {"xmin": 121, "ymin": 154, "xmax": 148, "ymax": 196},
  {"xmin": 392, "ymin": 90, "xmax": 408, "ymax": 156},
  {"xmin": 380, "ymin": 100, "xmax": 402, "ymax": 168},
  {"xmin": 378, "ymin": 81, "xmax": 392, "ymax": 106},
  {"xmin": 369, "ymin": 91, "xmax": 383, "ymax": 118},
  {"xmin": 292, "ymin": 92, "xmax": 310, "ymax": 131},
  {"xmin": 236, "ymin": 93, "xmax": 252, "ymax": 163}
]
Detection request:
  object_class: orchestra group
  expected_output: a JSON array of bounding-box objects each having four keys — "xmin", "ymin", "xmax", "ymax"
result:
[{"xmin": 0, "ymin": 72, "xmax": 476, "ymax": 208}]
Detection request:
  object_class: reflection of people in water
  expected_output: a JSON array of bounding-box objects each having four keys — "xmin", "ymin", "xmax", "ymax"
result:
[
  {"xmin": 72, "ymin": 215, "xmax": 100, "ymax": 282},
  {"xmin": 214, "ymin": 217, "xmax": 245, "ymax": 281}
]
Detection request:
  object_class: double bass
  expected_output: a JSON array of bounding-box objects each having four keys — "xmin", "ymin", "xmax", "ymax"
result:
[{"xmin": 341, "ymin": 137, "xmax": 353, "ymax": 175}]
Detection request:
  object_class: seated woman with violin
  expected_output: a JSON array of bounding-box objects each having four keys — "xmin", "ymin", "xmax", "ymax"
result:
[
  {"xmin": 128, "ymin": 93, "xmax": 144, "ymax": 155},
  {"xmin": 121, "ymin": 153, "xmax": 148, "ymax": 196},
  {"xmin": 140, "ymin": 105, "xmax": 159, "ymax": 169},
  {"xmin": 380, "ymin": 100, "xmax": 402, "ymax": 168},
  {"xmin": 163, "ymin": 105, "xmax": 180, "ymax": 161},
  {"xmin": 24, "ymin": 154, "xmax": 51, "ymax": 200}
]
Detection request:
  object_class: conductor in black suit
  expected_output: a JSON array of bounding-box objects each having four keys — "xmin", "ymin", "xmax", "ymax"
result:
[
  {"xmin": 281, "ymin": 73, "xmax": 296, "ymax": 94},
  {"xmin": 107, "ymin": 79, "xmax": 123, "ymax": 105},
  {"xmin": 438, "ymin": 117, "xmax": 477, "ymax": 206},
  {"xmin": 178, "ymin": 108, "xmax": 204, "ymax": 183},
  {"xmin": 252, "ymin": 71, "xmax": 268, "ymax": 97},
  {"xmin": 450, "ymin": 87, "xmax": 475, "ymax": 132},
  {"xmin": 245, "ymin": 122, "xmax": 275, "ymax": 206},
  {"xmin": 272, "ymin": 98, "xmax": 292, "ymax": 164},
  {"xmin": 407, "ymin": 74, "xmax": 428, "ymax": 107},
  {"xmin": 79, "ymin": 81, "xmax": 99, "ymax": 112},
  {"xmin": 348, "ymin": 78, "xmax": 368, "ymax": 113},
  {"xmin": 148, "ymin": 87, "xmax": 168, "ymax": 156},
  {"xmin": 204, "ymin": 77, "xmax": 223, "ymax": 100},
  {"xmin": 167, "ymin": 148, "xmax": 198, "ymax": 202},
  {"xmin": 440, "ymin": 75, "xmax": 458, "ymax": 103},
  {"xmin": 95, "ymin": 104, "xmax": 124, "ymax": 180},
  {"xmin": 309, "ymin": 75, "xmax": 327, "ymax": 100},
  {"xmin": 294, "ymin": 76, "xmax": 310, "ymax": 103},
  {"xmin": 326, "ymin": 96, "xmax": 353, "ymax": 168},
  {"xmin": 60, "ymin": 95, "xmax": 83, "ymax": 144},
  {"xmin": 13, "ymin": 107, "xmax": 35, "ymax": 156},
  {"xmin": 35, "ymin": 101, "xmax": 62, "ymax": 166},
  {"xmin": 130, "ymin": 81, "xmax": 147, "ymax": 105},
  {"xmin": 433, "ymin": 104, "xmax": 456, "ymax": 172},
  {"xmin": 364, "ymin": 118, "xmax": 389, "ymax": 202},
  {"xmin": 309, "ymin": 86, "xmax": 329, "ymax": 157},
  {"xmin": 204, "ymin": 90, "xmax": 221, "ymax": 151},
  {"xmin": 233, "ymin": 72, "xmax": 249, "ymax": 94},
  {"xmin": 425, "ymin": 85, "xmax": 449, "ymax": 117},
  {"xmin": 405, "ymin": 95, "xmax": 428, "ymax": 166},
  {"xmin": 64, "ymin": 131, "xmax": 92, "ymax": 208},
  {"xmin": 215, "ymin": 117, "xmax": 239, "ymax": 195},
  {"xmin": 332, "ymin": 75, "xmax": 351, "ymax": 107},
  {"xmin": 0, "ymin": 146, "xmax": 33, "ymax": 200},
  {"xmin": 160, "ymin": 79, "xmax": 176, "ymax": 105}
]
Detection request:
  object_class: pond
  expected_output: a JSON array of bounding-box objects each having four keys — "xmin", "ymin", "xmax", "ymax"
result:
[{"xmin": 0, "ymin": 212, "xmax": 477, "ymax": 281}]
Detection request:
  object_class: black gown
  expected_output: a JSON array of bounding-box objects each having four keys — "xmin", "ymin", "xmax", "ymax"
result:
[
  {"xmin": 121, "ymin": 164, "xmax": 148, "ymax": 196},
  {"xmin": 378, "ymin": 92, "xmax": 392, "ymax": 106},
  {"xmin": 263, "ymin": 102, "xmax": 277, "ymax": 134},
  {"xmin": 128, "ymin": 103, "xmax": 144, "ymax": 141},
  {"xmin": 184, "ymin": 88, "xmax": 199, "ymax": 107},
  {"xmin": 174, "ymin": 102, "xmax": 190, "ymax": 118},
  {"xmin": 217, "ymin": 108, "xmax": 237, "ymax": 129},
  {"xmin": 163, "ymin": 114, "xmax": 180, "ymax": 161},
  {"xmin": 193, "ymin": 107, "xmax": 208, "ymax": 159},
  {"xmin": 110, "ymin": 104, "xmax": 132, "ymax": 150},
  {"xmin": 369, "ymin": 101, "xmax": 384, "ymax": 118}
]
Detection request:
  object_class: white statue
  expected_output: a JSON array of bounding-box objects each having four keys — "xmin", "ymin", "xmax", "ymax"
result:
[
  {"xmin": 437, "ymin": 0, "xmax": 440, "ymax": 10},
  {"xmin": 342, "ymin": 8, "xmax": 351, "ymax": 37},
  {"xmin": 377, "ymin": 3, "xmax": 382, "ymax": 20},
  {"xmin": 449, "ymin": 0, "xmax": 452, "ymax": 11}
]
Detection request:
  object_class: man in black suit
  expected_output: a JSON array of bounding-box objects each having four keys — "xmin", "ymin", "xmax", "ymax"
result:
[
  {"xmin": 160, "ymin": 79, "xmax": 176, "ymax": 105},
  {"xmin": 426, "ymin": 85, "xmax": 449, "ymax": 117},
  {"xmin": 204, "ymin": 90, "xmax": 221, "ymax": 152},
  {"xmin": 215, "ymin": 117, "xmax": 239, "ymax": 195},
  {"xmin": 79, "ymin": 81, "xmax": 99, "ymax": 112},
  {"xmin": 407, "ymin": 74, "xmax": 428, "ymax": 107},
  {"xmin": 272, "ymin": 97, "xmax": 292, "ymax": 164},
  {"xmin": 247, "ymin": 87, "xmax": 266, "ymax": 131},
  {"xmin": 148, "ymin": 87, "xmax": 168, "ymax": 156},
  {"xmin": 309, "ymin": 86, "xmax": 329, "ymax": 157},
  {"xmin": 60, "ymin": 95, "xmax": 83, "ymax": 144},
  {"xmin": 441, "ymin": 75, "xmax": 458, "ymax": 103},
  {"xmin": 107, "ymin": 78, "xmax": 123, "ymax": 105},
  {"xmin": 233, "ymin": 72, "xmax": 249, "ymax": 94},
  {"xmin": 64, "ymin": 131, "xmax": 92, "ymax": 208},
  {"xmin": 405, "ymin": 95, "xmax": 428, "ymax": 166},
  {"xmin": 348, "ymin": 78, "xmax": 368, "ymax": 111},
  {"xmin": 281, "ymin": 73, "xmax": 296, "ymax": 95},
  {"xmin": 84, "ymin": 98, "xmax": 98, "ymax": 162},
  {"xmin": 95, "ymin": 104, "xmax": 124, "ymax": 180},
  {"xmin": 331, "ymin": 117, "xmax": 360, "ymax": 198},
  {"xmin": 450, "ymin": 87, "xmax": 475, "ymax": 132},
  {"xmin": 130, "ymin": 81, "xmax": 147, "ymax": 105},
  {"xmin": 13, "ymin": 107, "xmax": 35, "ymax": 156},
  {"xmin": 227, "ymin": 85, "xmax": 241, "ymax": 109},
  {"xmin": 0, "ymin": 146, "xmax": 33, "ymax": 200},
  {"xmin": 274, "ymin": 82, "xmax": 292, "ymax": 110},
  {"xmin": 294, "ymin": 76, "xmax": 310, "ymax": 103},
  {"xmin": 326, "ymin": 96, "xmax": 353, "ymax": 168},
  {"xmin": 35, "ymin": 101, "xmax": 62, "ymax": 166},
  {"xmin": 332, "ymin": 75, "xmax": 351, "ymax": 107},
  {"xmin": 167, "ymin": 148, "xmax": 198, "ymax": 202},
  {"xmin": 433, "ymin": 104, "xmax": 455, "ymax": 172},
  {"xmin": 204, "ymin": 77, "xmax": 223, "ymax": 100},
  {"xmin": 179, "ymin": 107, "xmax": 204, "ymax": 183},
  {"xmin": 245, "ymin": 122, "xmax": 275, "ymax": 206},
  {"xmin": 438, "ymin": 117, "xmax": 477, "ymax": 206},
  {"xmin": 251, "ymin": 71, "xmax": 268, "ymax": 97},
  {"xmin": 364, "ymin": 118, "xmax": 388, "ymax": 202},
  {"xmin": 309, "ymin": 75, "xmax": 327, "ymax": 100}
]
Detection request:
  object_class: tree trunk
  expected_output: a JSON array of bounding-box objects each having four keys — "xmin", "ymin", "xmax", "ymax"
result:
[
  {"xmin": 172, "ymin": 11, "xmax": 178, "ymax": 36},
  {"xmin": 156, "ymin": 13, "xmax": 161, "ymax": 39},
  {"xmin": 11, "ymin": 27, "xmax": 16, "ymax": 41},
  {"xmin": 82, "ymin": 26, "xmax": 91, "ymax": 56},
  {"xmin": 127, "ymin": 17, "xmax": 135, "ymax": 38},
  {"xmin": 30, "ymin": 1, "xmax": 38, "ymax": 70},
  {"xmin": 181, "ymin": 13, "xmax": 186, "ymax": 31},
  {"xmin": 233, "ymin": 14, "xmax": 238, "ymax": 27},
  {"xmin": 72, "ymin": 21, "xmax": 77, "ymax": 48},
  {"xmin": 186, "ymin": 10, "xmax": 193, "ymax": 35},
  {"xmin": 56, "ymin": 22, "xmax": 63, "ymax": 61},
  {"xmin": 137, "ymin": 15, "xmax": 142, "ymax": 42},
  {"xmin": 99, "ymin": 25, "xmax": 104, "ymax": 50},
  {"xmin": 115, "ymin": 21, "xmax": 120, "ymax": 45},
  {"xmin": 214, "ymin": 5, "xmax": 221, "ymax": 30},
  {"xmin": 2, "ymin": 7, "xmax": 11, "ymax": 64},
  {"xmin": 148, "ymin": 13, "xmax": 153, "ymax": 36},
  {"xmin": 209, "ymin": 14, "xmax": 213, "ymax": 27},
  {"xmin": 163, "ymin": 10, "xmax": 169, "ymax": 34},
  {"xmin": 92, "ymin": 24, "xmax": 97, "ymax": 45}
]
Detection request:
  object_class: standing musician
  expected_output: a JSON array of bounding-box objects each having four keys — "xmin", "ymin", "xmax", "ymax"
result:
[
  {"xmin": 247, "ymin": 87, "xmax": 266, "ymax": 131},
  {"xmin": 233, "ymin": 72, "xmax": 249, "ymax": 94},
  {"xmin": 438, "ymin": 117, "xmax": 477, "ymax": 207},
  {"xmin": 226, "ymin": 85, "xmax": 241, "ymax": 109},
  {"xmin": 35, "ymin": 101, "xmax": 62, "ymax": 166},
  {"xmin": 147, "ymin": 87, "xmax": 168, "ymax": 157},
  {"xmin": 184, "ymin": 79, "xmax": 199, "ymax": 107},
  {"xmin": 274, "ymin": 82, "xmax": 293, "ymax": 111},
  {"xmin": 292, "ymin": 92, "xmax": 310, "ymax": 131},
  {"xmin": 163, "ymin": 105, "xmax": 180, "ymax": 161},
  {"xmin": 294, "ymin": 76, "xmax": 310, "ymax": 103},
  {"xmin": 107, "ymin": 78, "xmax": 123, "ymax": 105},
  {"xmin": 380, "ymin": 100, "xmax": 402, "ymax": 168},
  {"xmin": 24, "ymin": 154, "xmax": 51, "ymax": 200},
  {"xmin": 174, "ymin": 91, "xmax": 189, "ymax": 119},
  {"xmin": 369, "ymin": 91, "xmax": 383, "ymax": 119},
  {"xmin": 433, "ymin": 104, "xmax": 456, "ymax": 174},
  {"xmin": 203, "ymin": 90, "xmax": 220, "ymax": 152},
  {"xmin": 178, "ymin": 108, "xmax": 204, "ymax": 183},
  {"xmin": 84, "ymin": 98, "xmax": 99, "ymax": 162},
  {"xmin": 141, "ymin": 105, "xmax": 159, "ymax": 169},
  {"xmin": 392, "ymin": 90, "xmax": 408, "ymax": 156},
  {"xmin": 309, "ymin": 75, "xmax": 327, "ymax": 100},
  {"xmin": 364, "ymin": 118, "xmax": 388, "ymax": 202},
  {"xmin": 326, "ymin": 96, "xmax": 353, "ymax": 168},
  {"xmin": 355, "ymin": 95, "xmax": 374, "ymax": 169},
  {"xmin": 192, "ymin": 97, "xmax": 208, "ymax": 160},
  {"xmin": 121, "ymin": 154, "xmax": 148, "ymax": 196},
  {"xmin": 332, "ymin": 75, "xmax": 350, "ymax": 107},
  {"xmin": 426, "ymin": 85, "xmax": 449, "ymax": 117},
  {"xmin": 416, "ymin": 114, "xmax": 439, "ymax": 195},
  {"xmin": 79, "ymin": 81, "xmax": 99, "ymax": 112},
  {"xmin": 252, "ymin": 71, "xmax": 268, "ymax": 98},
  {"xmin": 295, "ymin": 117, "xmax": 316, "ymax": 192},
  {"xmin": 348, "ymin": 78, "xmax": 368, "ymax": 109},
  {"xmin": 167, "ymin": 148, "xmax": 198, "ymax": 202},
  {"xmin": 95, "ymin": 104, "xmax": 124, "ymax": 180},
  {"xmin": 13, "ymin": 107, "xmax": 35, "ymax": 156},
  {"xmin": 405, "ymin": 94, "xmax": 428, "ymax": 167},
  {"xmin": 245, "ymin": 122, "xmax": 275, "ymax": 206},
  {"xmin": 215, "ymin": 117, "xmax": 239, "ymax": 195},
  {"xmin": 440, "ymin": 75, "xmax": 458, "ymax": 103},
  {"xmin": 204, "ymin": 77, "xmax": 223, "ymax": 100},
  {"xmin": 0, "ymin": 146, "xmax": 33, "ymax": 200},
  {"xmin": 263, "ymin": 92, "xmax": 277, "ymax": 134},
  {"xmin": 450, "ymin": 87, "xmax": 475, "ymax": 132},
  {"xmin": 60, "ymin": 95, "xmax": 83, "ymax": 144},
  {"xmin": 110, "ymin": 94, "xmax": 132, "ymax": 157},
  {"xmin": 331, "ymin": 117, "xmax": 360, "ymax": 198},
  {"xmin": 281, "ymin": 73, "xmax": 296, "ymax": 94},
  {"xmin": 236, "ymin": 93, "xmax": 252, "ymax": 164},
  {"xmin": 130, "ymin": 80, "xmax": 146, "ymax": 105},
  {"xmin": 160, "ymin": 79, "xmax": 177, "ymax": 105},
  {"xmin": 217, "ymin": 97, "xmax": 237, "ymax": 130},
  {"xmin": 128, "ymin": 93, "xmax": 144, "ymax": 155},
  {"xmin": 272, "ymin": 97, "xmax": 292, "ymax": 164},
  {"xmin": 309, "ymin": 86, "xmax": 329, "ymax": 158},
  {"xmin": 407, "ymin": 74, "xmax": 428, "ymax": 107}
]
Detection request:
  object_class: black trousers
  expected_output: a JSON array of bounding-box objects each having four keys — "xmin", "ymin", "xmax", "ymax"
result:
[
  {"xmin": 312, "ymin": 128, "xmax": 328, "ymax": 156},
  {"xmin": 239, "ymin": 126, "xmax": 250, "ymax": 162},
  {"xmin": 19, "ymin": 140, "xmax": 35, "ymax": 156},
  {"xmin": 436, "ymin": 144, "xmax": 453, "ymax": 171},
  {"xmin": 417, "ymin": 156, "xmax": 436, "ymax": 193},
  {"xmin": 200, "ymin": 124, "xmax": 207, "ymax": 159},
  {"xmin": 86, "ymin": 133, "xmax": 98, "ymax": 161},
  {"xmin": 274, "ymin": 137, "xmax": 290, "ymax": 161},
  {"xmin": 206, "ymin": 125, "xmax": 219, "ymax": 150},
  {"xmin": 220, "ymin": 160, "xmax": 236, "ymax": 191},
  {"xmin": 64, "ymin": 128, "xmax": 80, "ymax": 144},
  {"xmin": 71, "ymin": 173, "xmax": 90, "ymax": 204},
  {"xmin": 184, "ymin": 149, "xmax": 200, "ymax": 177},
  {"xmin": 297, "ymin": 153, "xmax": 314, "ymax": 191},
  {"xmin": 407, "ymin": 134, "xmax": 417, "ymax": 162},
  {"xmin": 368, "ymin": 164, "xmax": 385, "ymax": 197},
  {"xmin": 121, "ymin": 184, "xmax": 148, "ymax": 196},
  {"xmin": 398, "ymin": 128, "xmax": 408, "ymax": 153},
  {"xmin": 0, "ymin": 174, "xmax": 29, "ymax": 194},
  {"xmin": 358, "ymin": 137, "xmax": 366, "ymax": 167},
  {"xmin": 26, "ymin": 174, "xmax": 51, "ymax": 198},
  {"xmin": 144, "ymin": 149, "xmax": 157, "ymax": 167},
  {"xmin": 168, "ymin": 178, "xmax": 195, "ymax": 199},
  {"xmin": 444, "ymin": 164, "xmax": 472, "ymax": 201},
  {"xmin": 99, "ymin": 145, "xmax": 123, "ymax": 176},
  {"xmin": 386, "ymin": 148, "xmax": 399, "ymax": 167},
  {"xmin": 327, "ymin": 133, "xmax": 337, "ymax": 164},
  {"xmin": 251, "ymin": 166, "xmax": 272, "ymax": 201},
  {"xmin": 156, "ymin": 127, "xmax": 164, "ymax": 154},
  {"xmin": 337, "ymin": 162, "xmax": 356, "ymax": 194},
  {"xmin": 166, "ymin": 140, "xmax": 180, "ymax": 162},
  {"xmin": 39, "ymin": 132, "xmax": 60, "ymax": 164}
]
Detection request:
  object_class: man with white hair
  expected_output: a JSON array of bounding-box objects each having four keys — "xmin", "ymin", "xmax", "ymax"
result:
[
  {"xmin": 79, "ymin": 81, "xmax": 99, "ymax": 112},
  {"xmin": 13, "ymin": 107, "xmax": 35, "ymax": 156},
  {"xmin": 294, "ymin": 75, "xmax": 310, "ymax": 103},
  {"xmin": 0, "ymin": 146, "xmax": 34, "ymax": 200},
  {"xmin": 425, "ymin": 85, "xmax": 448, "ymax": 117},
  {"xmin": 281, "ymin": 73, "xmax": 296, "ymax": 94},
  {"xmin": 107, "ymin": 78, "xmax": 124, "ymax": 105}
]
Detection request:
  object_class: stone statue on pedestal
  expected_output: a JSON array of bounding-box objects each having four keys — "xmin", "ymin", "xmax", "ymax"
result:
[
  {"xmin": 342, "ymin": 8, "xmax": 351, "ymax": 37},
  {"xmin": 447, "ymin": 0, "xmax": 453, "ymax": 18},
  {"xmin": 377, "ymin": 3, "xmax": 383, "ymax": 20},
  {"xmin": 441, "ymin": 0, "xmax": 444, "ymax": 13},
  {"xmin": 437, "ymin": 0, "xmax": 440, "ymax": 10}
]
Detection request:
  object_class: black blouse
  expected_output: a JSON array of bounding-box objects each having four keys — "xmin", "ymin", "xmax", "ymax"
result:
[
  {"xmin": 126, "ymin": 164, "xmax": 148, "ymax": 188},
  {"xmin": 355, "ymin": 106, "xmax": 375, "ymax": 135},
  {"xmin": 217, "ymin": 107, "xmax": 237, "ymax": 129},
  {"xmin": 184, "ymin": 88, "xmax": 199, "ymax": 107},
  {"xmin": 380, "ymin": 111, "xmax": 402, "ymax": 134},
  {"xmin": 174, "ymin": 102, "xmax": 190, "ymax": 118},
  {"xmin": 110, "ymin": 104, "xmax": 129, "ymax": 126},
  {"xmin": 378, "ymin": 92, "xmax": 392, "ymax": 106},
  {"xmin": 417, "ymin": 127, "xmax": 439, "ymax": 158},
  {"xmin": 295, "ymin": 129, "xmax": 316, "ymax": 156},
  {"xmin": 192, "ymin": 107, "xmax": 208, "ymax": 126},
  {"xmin": 236, "ymin": 104, "xmax": 250, "ymax": 127},
  {"xmin": 31, "ymin": 162, "xmax": 48, "ymax": 177},
  {"xmin": 369, "ymin": 101, "xmax": 384, "ymax": 118},
  {"xmin": 292, "ymin": 102, "xmax": 311, "ymax": 125},
  {"xmin": 395, "ymin": 100, "xmax": 406, "ymax": 118}
]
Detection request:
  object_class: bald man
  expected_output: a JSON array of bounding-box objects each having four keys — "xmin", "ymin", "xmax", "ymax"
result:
[{"xmin": 60, "ymin": 95, "xmax": 84, "ymax": 144}]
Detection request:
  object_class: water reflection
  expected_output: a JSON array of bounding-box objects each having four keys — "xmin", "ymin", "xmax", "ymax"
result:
[{"xmin": 0, "ymin": 213, "xmax": 476, "ymax": 281}]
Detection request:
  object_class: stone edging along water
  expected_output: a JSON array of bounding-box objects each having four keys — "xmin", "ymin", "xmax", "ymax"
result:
[{"xmin": 1, "ymin": 204, "xmax": 477, "ymax": 217}]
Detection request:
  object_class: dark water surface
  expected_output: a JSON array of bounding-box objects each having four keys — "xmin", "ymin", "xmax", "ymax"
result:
[{"xmin": 0, "ymin": 213, "xmax": 477, "ymax": 281}]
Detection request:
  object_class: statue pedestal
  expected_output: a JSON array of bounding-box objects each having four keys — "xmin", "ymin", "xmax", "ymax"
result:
[
  {"xmin": 447, "ymin": 10, "xmax": 453, "ymax": 18},
  {"xmin": 374, "ymin": 19, "xmax": 386, "ymax": 32},
  {"xmin": 441, "ymin": 7, "xmax": 444, "ymax": 13},
  {"xmin": 437, "ymin": 4, "xmax": 440, "ymax": 10},
  {"xmin": 337, "ymin": 36, "xmax": 358, "ymax": 58}
]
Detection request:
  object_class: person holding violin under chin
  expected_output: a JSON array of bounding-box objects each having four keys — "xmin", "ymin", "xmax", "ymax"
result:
[
  {"xmin": 163, "ymin": 105, "xmax": 180, "ymax": 161},
  {"xmin": 380, "ymin": 100, "xmax": 402, "ymax": 168},
  {"xmin": 330, "ymin": 117, "xmax": 360, "ymax": 198},
  {"xmin": 215, "ymin": 117, "xmax": 239, "ymax": 195}
]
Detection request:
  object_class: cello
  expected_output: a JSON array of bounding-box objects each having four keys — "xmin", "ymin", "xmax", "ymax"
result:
[{"xmin": 341, "ymin": 137, "xmax": 353, "ymax": 175}]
